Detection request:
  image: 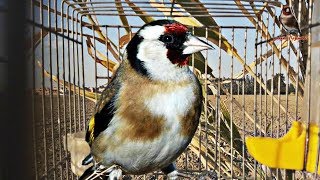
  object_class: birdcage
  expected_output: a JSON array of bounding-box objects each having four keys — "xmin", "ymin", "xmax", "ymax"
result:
[{"xmin": 28, "ymin": 0, "xmax": 320, "ymax": 179}]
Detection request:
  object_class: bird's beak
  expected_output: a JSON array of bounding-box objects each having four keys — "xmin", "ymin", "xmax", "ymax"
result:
[{"xmin": 182, "ymin": 34, "xmax": 214, "ymax": 55}]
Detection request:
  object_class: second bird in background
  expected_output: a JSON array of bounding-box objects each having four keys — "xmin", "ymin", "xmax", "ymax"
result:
[{"xmin": 279, "ymin": 4, "xmax": 301, "ymax": 35}]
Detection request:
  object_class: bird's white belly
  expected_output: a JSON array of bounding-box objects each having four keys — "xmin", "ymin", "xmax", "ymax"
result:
[
  {"xmin": 103, "ymin": 84, "xmax": 196, "ymax": 173},
  {"xmin": 112, "ymin": 127, "xmax": 190, "ymax": 174}
]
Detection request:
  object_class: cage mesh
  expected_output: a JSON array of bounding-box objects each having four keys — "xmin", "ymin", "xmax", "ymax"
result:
[{"xmin": 27, "ymin": 0, "xmax": 318, "ymax": 179}]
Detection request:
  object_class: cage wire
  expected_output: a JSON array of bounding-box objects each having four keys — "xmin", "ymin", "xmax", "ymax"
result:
[{"xmin": 27, "ymin": 0, "xmax": 319, "ymax": 179}]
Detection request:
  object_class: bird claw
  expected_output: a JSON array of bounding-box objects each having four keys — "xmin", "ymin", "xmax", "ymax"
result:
[
  {"xmin": 167, "ymin": 170, "xmax": 191, "ymax": 180},
  {"xmin": 84, "ymin": 165, "xmax": 121, "ymax": 180},
  {"xmin": 108, "ymin": 167, "xmax": 122, "ymax": 180},
  {"xmin": 97, "ymin": 165, "xmax": 122, "ymax": 180}
]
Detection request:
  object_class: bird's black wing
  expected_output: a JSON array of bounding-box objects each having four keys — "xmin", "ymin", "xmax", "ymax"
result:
[
  {"xmin": 290, "ymin": 6, "xmax": 302, "ymax": 34},
  {"xmin": 85, "ymin": 69, "xmax": 122, "ymax": 145}
]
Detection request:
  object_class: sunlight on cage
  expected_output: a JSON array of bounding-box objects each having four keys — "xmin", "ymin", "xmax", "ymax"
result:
[{"xmin": 27, "ymin": 0, "xmax": 318, "ymax": 179}]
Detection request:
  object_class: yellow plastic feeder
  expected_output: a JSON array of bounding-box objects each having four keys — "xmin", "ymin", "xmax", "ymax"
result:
[{"xmin": 245, "ymin": 121, "xmax": 320, "ymax": 174}]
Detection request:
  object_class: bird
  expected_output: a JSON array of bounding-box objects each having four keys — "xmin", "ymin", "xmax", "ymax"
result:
[
  {"xmin": 256, "ymin": 4, "xmax": 302, "ymax": 46},
  {"xmin": 279, "ymin": 5, "xmax": 301, "ymax": 35},
  {"xmin": 79, "ymin": 19, "xmax": 213, "ymax": 180}
]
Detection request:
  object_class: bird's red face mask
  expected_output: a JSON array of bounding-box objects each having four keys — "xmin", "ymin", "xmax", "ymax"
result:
[{"xmin": 162, "ymin": 23, "xmax": 213, "ymax": 66}]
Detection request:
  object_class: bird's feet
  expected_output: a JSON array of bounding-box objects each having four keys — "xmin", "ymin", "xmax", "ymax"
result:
[
  {"xmin": 166, "ymin": 170, "xmax": 191, "ymax": 180},
  {"xmin": 108, "ymin": 165, "xmax": 122, "ymax": 180},
  {"xmin": 288, "ymin": 30, "xmax": 300, "ymax": 35}
]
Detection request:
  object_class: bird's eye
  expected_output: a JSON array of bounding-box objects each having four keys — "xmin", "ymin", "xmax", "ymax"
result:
[
  {"xmin": 162, "ymin": 35, "xmax": 174, "ymax": 43},
  {"xmin": 285, "ymin": 8, "xmax": 290, "ymax": 13}
]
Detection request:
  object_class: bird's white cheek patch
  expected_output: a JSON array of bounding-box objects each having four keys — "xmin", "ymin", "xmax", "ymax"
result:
[
  {"xmin": 139, "ymin": 25, "xmax": 165, "ymax": 40},
  {"xmin": 137, "ymin": 40, "xmax": 193, "ymax": 82},
  {"xmin": 137, "ymin": 40, "xmax": 168, "ymax": 63}
]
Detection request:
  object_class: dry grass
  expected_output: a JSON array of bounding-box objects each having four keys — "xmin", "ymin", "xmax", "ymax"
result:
[{"xmin": 215, "ymin": 95, "xmax": 303, "ymax": 137}]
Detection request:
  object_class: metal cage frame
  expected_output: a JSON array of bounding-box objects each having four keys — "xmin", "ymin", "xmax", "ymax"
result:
[{"xmin": 28, "ymin": 0, "xmax": 318, "ymax": 179}]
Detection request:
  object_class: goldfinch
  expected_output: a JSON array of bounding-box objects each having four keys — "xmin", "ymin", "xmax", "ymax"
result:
[
  {"xmin": 279, "ymin": 5, "xmax": 301, "ymax": 35},
  {"xmin": 80, "ymin": 19, "xmax": 213, "ymax": 180}
]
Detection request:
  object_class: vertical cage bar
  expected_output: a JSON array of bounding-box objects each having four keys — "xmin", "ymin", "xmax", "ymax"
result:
[
  {"xmin": 81, "ymin": 17, "xmax": 87, "ymax": 132},
  {"xmin": 72, "ymin": 10, "xmax": 77, "ymax": 134},
  {"xmin": 264, "ymin": 13, "xmax": 269, "ymax": 137},
  {"xmin": 204, "ymin": 26, "xmax": 209, "ymax": 173},
  {"xmin": 105, "ymin": 26, "xmax": 109, "ymax": 82},
  {"xmin": 31, "ymin": 0, "xmax": 38, "ymax": 178},
  {"xmin": 40, "ymin": 0, "xmax": 48, "ymax": 178},
  {"xmin": 217, "ymin": 27, "xmax": 222, "ymax": 179},
  {"xmin": 242, "ymin": 27, "xmax": 248, "ymax": 179},
  {"xmin": 230, "ymin": 27, "xmax": 235, "ymax": 178},
  {"xmin": 191, "ymin": 26, "xmax": 195, "ymax": 73},
  {"xmin": 277, "ymin": 15, "xmax": 283, "ymax": 134},
  {"xmin": 294, "ymin": 0, "xmax": 302, "ymax": 124},
  {"xmin": 253, "ymin": 27, "xmax": 259, "ymax": 180},
  {"xmin": 270, "ymin": 10, "xmax": 275, "ymax": 139},
  {"xmin": 198, "ymin": 30, "xmax": 202, "ymax": 173},
  {"xmin": 66, "ymin": 4, "xmax": 72, "ymax": 137},
  {"xmin": 259, "ymin": 17, "xmax": 263, "ymax": 139},
  {"xmin": 93, "ymin": 25, "xmax": 98, "ymax": 102},
  {"xmin": 60, "ymin": 2, "xmax": 69, "ymax": 179},
  {"xmin": 67, "ymin": 4, "xmax": 74, "ymax": 180},
  {"xmin": 54, "ymin": 0, "xmax": 63, "ymax": 178},
  {"xmin": 313, "ymin": 9, "xmax": 320, "ymax": 174},
  {"xmin": 47, "ymin": 0, "xmax": 57, "ymax": 178},
  {"xmin": 285, "ymin": 37, "xmax": 291, "ymax": 136},
  {"xmin": 75, "ymin": 11, "xmax": 81, "ymax": 132},
  {"xmin": 303, "ymin": 0, "xmax": 316, "ymax": 176},
  {"xmin": 308, "ymin": 0, "xmax": 319, "ymax": 176},
  {"xmin": 117, "ymin": 26, "xmax": 121, "ymax": 63},
  {"xmin": 185, "ymin": 25, "xmax": 195, "ymax": 174},
  {"xmin": 276, "ymin": 14, "xmax": 284, "ymax": 179}
]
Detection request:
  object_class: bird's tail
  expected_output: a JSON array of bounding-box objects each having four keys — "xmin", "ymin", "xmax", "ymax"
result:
[
  {"xmin": 80, "ymin": 154, "xmax": 110, "ymax": 179},
  {"xmin": 79, "ymin": 166, "xmax": 96, "ymax": 180}
]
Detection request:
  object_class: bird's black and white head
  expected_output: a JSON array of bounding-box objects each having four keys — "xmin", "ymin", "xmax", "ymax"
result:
[{"xmin": 126, "ymin": 19, "xmax": 213, "ymax": 81}]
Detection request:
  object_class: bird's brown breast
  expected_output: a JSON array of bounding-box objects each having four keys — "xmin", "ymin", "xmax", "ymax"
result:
[
  {"xmin": 281, "ymin": 15, "xmax": 298, "ymax": 28},
  {"xmin": 115, "ymin": 61, "xmax": 201, "ymax": 141}
]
